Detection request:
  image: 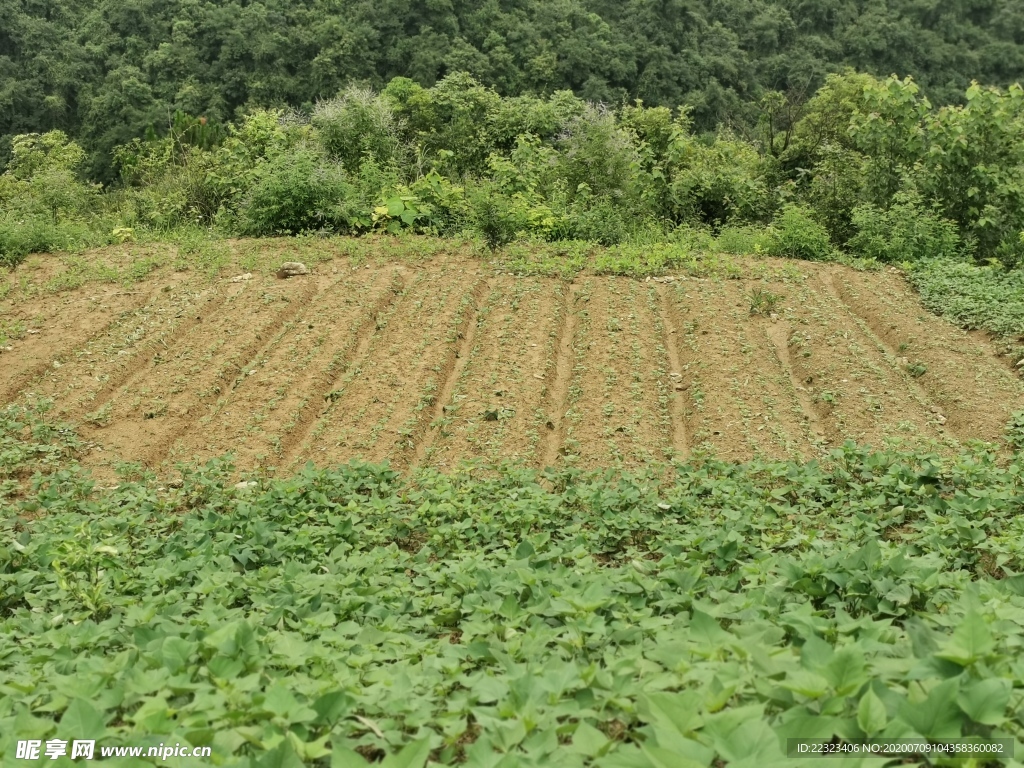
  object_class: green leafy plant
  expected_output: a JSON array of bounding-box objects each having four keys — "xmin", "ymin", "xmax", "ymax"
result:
[
  {"xmin": 4, "ymin": 404, "xmax": 1024, "ymax": 764},
  {"xmin": 765, "ymin": 204, "xmax": 835, "ymax": 261},
  {"xmin": 849, "ymin": 191, "xmax": 964, "ymax": 263},
  {"xmin": 747, "ymin": 286, "xmax": 782, "ymax": 315},
  {"xmin": 1007, "ymin": 410, "xmax": 1024, "ymax": 451}
]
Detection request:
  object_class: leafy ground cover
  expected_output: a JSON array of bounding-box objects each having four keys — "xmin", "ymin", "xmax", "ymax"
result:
[
  {"xmin": 3, "ymin": 402, "xmax": 1024, "ymax": 766},
  {"xmin": 911, "ymin": 261, "xmax": 1024, "ymax": 360}
]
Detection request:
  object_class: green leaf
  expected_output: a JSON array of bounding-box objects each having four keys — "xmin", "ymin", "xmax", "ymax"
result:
[
  {"xmin": 263, "ymin": 684, "xmax": 300, "ymax": 718},
  {"xmin": 899, "ymin": 678, "xmax": 963, "ymax": 739},
  {"xmin": 57, "ymin": 699, "xmax": 106, "ymax": 740},
  {"xmin": 332, "ymin": 745, "xmax": 370, "ymax": 768},
  {"xmin": 640, "ymin": 744, "xmax": 708, "ymax": 768},
  {"xmin": 935, "ymin": 611, "xmax": 994, "ymax": 666},
  {"xmin": 823, "ymin": 646, "xmax": 868, "ymax": 696},
  {"xmin": 381, "ymin": 738, "xmax": 432, "ymax": 768},
  {"xmin": 715, "ymin": 719, "xmax": 785, "ymax": 767},
  {"xmin": 257, "ymin": 740, "xmax": 306, "ymax": 768},
  {"xmin": 638, "ymin": 691, "xmax": 703, "ymax": 735},
  {"xmin": 688, "ymin": 609, "xmax": 731, "ymax": 647},
  {"xmin": 569, "ymin": 722, "xmax": 609, "ymax": 757},
  {"xmin": 313, "ymin": 691, "xmax": 354, "ymax": 725},
  {"xmin": 779, "ymin": 670, "xmax": 830, "ymax": 699},
  {"xmin": 386, "ymin": 198, "xmax": 405, "ymax": 217},
  {"xmin": 857, "ymin": 689, "xmax": 887, "ymax": 735},
  {"xmin": 160, "ymin": 636, "xmax": 194, "ymax": 673},
  {"xmin": 957, "ymin": 678, "xmax": 1010, "ymax": 725}
]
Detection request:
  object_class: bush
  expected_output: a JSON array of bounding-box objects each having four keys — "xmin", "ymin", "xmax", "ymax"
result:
[
  {"xmin": 665, "ymin": 123, "xmax": 773, "ymax": 226},
  {"xmin": 467, "ymin": 184, "xmax": 528, "ymax": 250},
  {"xmin": 714, "ymin": 224, "xmax": 772, "ymax": 254},
  {"xmin": 849, "ymin": 192, "xmax": 964, "ymax": 263},
  {"xmin": 765, "ymin": 204, "xmax": 835, "ymax": 261},
  {"xmin": 3, "ymin": 132, "xmax": 98, "ymax": 223},
  {"xmin": 0, "ymin": 216, "xmax": 107, "ymax": 268},
  {"xmin": 312, "ymin": 87, "xmax": 406, "ymax": 174},
  {"xmin": 556, "ymin": 104, "xmax": 638, "ymax": 203},
  {"xmin": 239, "ymin": 149, "xmax": 355, "ymax": 236},
  {"xmin": 802, "ymin": 145, "xmax": 866, "ymax": 245}
]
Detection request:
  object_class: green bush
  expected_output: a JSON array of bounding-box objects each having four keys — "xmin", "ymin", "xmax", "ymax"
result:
[
  {"xmin": 802, "ymin": 145, "xmax": 866, "ymax": 245},
  {"xmin": 467, "ymin": 184, "xmax": 527, "ymax": 250},
  {"xmin": 239, "ymin": 149, "xmax": 355, "ymax": 235},
  {"xmin": 0, "ymin": 216, "xmax": 109, "ymax": 268},
  {"xmin": 765, "ymin": 204, "xmax": 835, "ymax": 261},
  {"xmin": 849, "ymin": 192, "xmax": 964, "ymax": 262},
  {"xmin": 312, "ymin": 87, "xmax": 406, "ymax": 174},
  {"xmin": 664, "ymin": 122, "xmax": 773, "ymax": 226},
  {"xmin": 556, "ymin": 104, "xmax": 639, "ymax": 204},
  {"xmin": 714, "ymin": 224, "xmax": 772, "ymax": 254},
  {"xmin": 2, "ymin": 132, "xmax": 99, "ymax": 222},
  {"xmin": 384, "ymin": 73, "xmax": 503, "ymax": 177}
]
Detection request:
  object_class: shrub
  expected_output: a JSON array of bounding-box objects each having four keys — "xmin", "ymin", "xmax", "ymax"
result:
[
  {"xmin": 467, "ymin": 184, "xmax": 529, "ymax": 250},
  {"xmin": 715, "ymin": 224, "xmax": 772, "ymax": 254},
  {"xmin": 664, "ymin": 120, "xmax": 774, "ymax": 226},
  {"xmin": 765, "ymin": 204, "xmax": 835, "ymax": 261},
  {"xmin": 239, "ymin": 149, "xmax": 355, "ymax": 235},
  {"xmin": 0, "ymin": 216, "xmax": 108, "ymax": 268},
  {"xmin": 312, "ymin": 87, "xmax": 406, "ymax": 174},
  {"xmin": 556, "ymin": 104, "xmax": 638, "ymax": 203},
  {"xmin": 3, "ymin": 132, "xmax": 98, "ymax": 223},
  {"xmin": 849, "ymin": 192, "xmax": 963, "ymax": 263},
  {"xmin": 803, "ymin": 145, "xmax": 866, "ymax": 245}
]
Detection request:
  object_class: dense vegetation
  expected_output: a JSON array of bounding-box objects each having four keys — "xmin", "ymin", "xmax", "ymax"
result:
[
  {"xmin": 3, "ymin": 70, "xmax": 1024, "ymax": 261},
  {"xmin": 3, "ymin": 401, "xmax": 1024, "ymax": 765},
  {"xmin": 5, "ymin": 0, "xmax": 1024, "ymax": 179}
]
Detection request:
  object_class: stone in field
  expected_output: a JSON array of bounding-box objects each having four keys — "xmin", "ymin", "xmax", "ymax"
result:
[{"xmin": 276, "ymin": 262, "xmax": 309, "ymax": 279}]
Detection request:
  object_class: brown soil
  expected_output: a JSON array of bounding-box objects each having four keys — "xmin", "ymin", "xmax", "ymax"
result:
[
  {"xmin": 425, "ymin": 276, "xmax": 565, "ymax": 469},
  {"xmin": 3, "ymin": 246, "xmax": 1022, "ymax": 478}
]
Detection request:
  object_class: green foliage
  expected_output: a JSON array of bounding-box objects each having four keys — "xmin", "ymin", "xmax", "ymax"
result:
[
  {"xmin": 0, "ymin": 401, "xmax": 81, "ymax": 499},
  {"xmin": 8, "ymin": 72, "xmax": 1024, "ymax": 280},
  {"xmin": 5, "ymin": 406, "xmax": 1024, "ymax": 763},
  {"xmin": 714, "ymin": 224, "xmax": 772, "ymax": 255},
  {"xmin": 849, "ymin": 192, "xmax": 964, "ymax": 263},
  {"xmin": 385, "ymin": 73, "xmax": 505, "ymax": 178},
  {"xmin": 239, "ymin": 149, "xmax": 354, "ymax": 236},
  {"xmin": 909, "ymin": 83, "xmax": 1024, "ymax": 267},
  {"xmin": 0, "ymin": 132, "xmax": 107, "ymax": 266},
  {"xmin": 663, "ymin": 123, "xmax": 773, "ymax": 226},
  {"xmin": 0, "ymin": 218, "xmax": 108, "ymax": 269},
  {"xmin": 801, "ymin": 145, "xmax": 866, "ymax": 245},
  {"xmin": 764, "ymin": 205, "xmax": 835, "ymax": 261},
  {"xmin": 849, "ymin": 76, "xmax": 932, "ymax": 209},
  {"xmin": 312, "ymin": 87, "xmax": 406, "ymax": 174},
  {"xmin": 556, "ymin": 104, "xmax": 639, "ymax": 205},
  {"xmin": 747, "ymin": 286, "xmax": 782, "ymax": 315},
  {"xmin": 1, "ymin": 133, "xmax": 98, "ymax": 223},
  {"xmin": 1007, "ymin": 411, "xmax": 1024, "ymax": 452},
  {"xmin": 6, "ymin": 0, "xmax": 1024, "ymax": 182},
  {"xmin": 910, "ymin": 260, "xmax": 1024, "ymax": 339}
]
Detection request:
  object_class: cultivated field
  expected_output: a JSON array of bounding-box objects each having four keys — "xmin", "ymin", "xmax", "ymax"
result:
[{"xmin": 2, "ymin": 241, "xmax": 1022, "ymax": 477}]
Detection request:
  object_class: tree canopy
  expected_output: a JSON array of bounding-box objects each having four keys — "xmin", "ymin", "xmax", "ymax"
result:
[{"xmin": 3, "ymin": 0, "xmax": 1024, "ymax": 178}]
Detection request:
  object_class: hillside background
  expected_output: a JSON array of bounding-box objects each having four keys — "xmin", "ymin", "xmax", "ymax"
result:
[{"xmin": 4, "ymin": 0, "xmax": 1024, "ymax": 177}]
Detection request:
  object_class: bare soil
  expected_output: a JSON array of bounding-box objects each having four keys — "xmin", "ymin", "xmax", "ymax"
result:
[{"xmin": 3, "ymin": 244, "xmax": 1021, "ymax": 478}]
